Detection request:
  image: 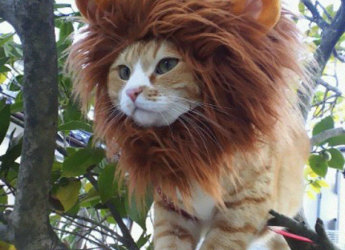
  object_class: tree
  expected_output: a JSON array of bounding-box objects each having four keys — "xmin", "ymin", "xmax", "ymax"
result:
[{"xmin": 0, "ymin": 0, "xmax": 344, "ymax": 249}]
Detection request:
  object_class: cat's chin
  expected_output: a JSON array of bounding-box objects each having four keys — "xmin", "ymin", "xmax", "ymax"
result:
[{"xmin": 131, "ymin": 108, "xmax": 177, "ymax": 127}]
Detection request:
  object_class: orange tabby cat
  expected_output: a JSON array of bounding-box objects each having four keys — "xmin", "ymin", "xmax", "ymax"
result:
[{"xmin": 68, "ymin": 0, "xmax": 310, "ymax": 249}]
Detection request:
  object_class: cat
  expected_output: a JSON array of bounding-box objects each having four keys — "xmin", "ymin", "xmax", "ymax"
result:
[{"xmin": 68, "ymin": 0, "xmax": 310, "ymax": 249}]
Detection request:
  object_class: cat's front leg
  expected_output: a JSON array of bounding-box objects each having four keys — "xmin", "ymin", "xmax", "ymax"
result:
[
  {"xmin": 200, "ymin": 177, "xmax": 273, "ymax": 250},
  {"xmin": 153, "ymin": 201, "xmax": 201, "ymax": 250},
  {"xmin": 200, "ymin": 200, "xmax": 271, "ymax": 250}
]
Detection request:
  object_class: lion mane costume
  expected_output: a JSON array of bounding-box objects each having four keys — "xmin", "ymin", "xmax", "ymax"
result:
[{"xmin": 68, "ymin": 0, "xmax": 308, "ymax": 207}]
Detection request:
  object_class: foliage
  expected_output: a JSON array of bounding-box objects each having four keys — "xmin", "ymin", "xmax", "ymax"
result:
[{"xmin": 0, "ymin": 0, "xmax": 344, "ymax": 249}]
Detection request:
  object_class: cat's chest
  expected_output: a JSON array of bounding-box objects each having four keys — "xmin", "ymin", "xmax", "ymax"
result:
[{"xmin": 190, "ymin": 185, "xmax": 216, "ymax": 221}]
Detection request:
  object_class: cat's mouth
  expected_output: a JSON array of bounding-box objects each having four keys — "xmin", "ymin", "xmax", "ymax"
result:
[
  {"xmin": 133, "ymin": 106, "xmax": 157, "ymax": 114},
  {"xmin": 121, "ymin": 100, "xmax": 191, "ymax": 127}
]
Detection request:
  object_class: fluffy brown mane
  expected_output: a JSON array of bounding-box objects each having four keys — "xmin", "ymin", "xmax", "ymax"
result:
[{"xmin": 67, "ymin": 0, "xmax": 306, "ymax": 204}]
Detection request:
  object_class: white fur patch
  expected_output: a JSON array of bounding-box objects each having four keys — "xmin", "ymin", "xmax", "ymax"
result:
[{"xmin": 191, "ymin": 185, "xmax": 216, "ymax": 221}]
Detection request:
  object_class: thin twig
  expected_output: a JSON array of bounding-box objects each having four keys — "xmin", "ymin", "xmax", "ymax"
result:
[
  {"xmin": 301, "ymin": 0, "xmax": 329, "ymax": 29},
  {"xmin": 85, "ymin": 173, "xmax": 139, "ymax": 250},
  {"xmin": 53, "ymin": 227, "xmax": 111, "ymax": 249}
]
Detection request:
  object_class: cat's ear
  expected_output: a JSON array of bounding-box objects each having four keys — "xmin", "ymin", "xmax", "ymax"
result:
[
  {"xmin": 232, "ymin": 0, "xmax": 281, "ymax": 30},
  {"xmin": 75, "ymin": 0, "xmax": 107, "ymax": 20}
]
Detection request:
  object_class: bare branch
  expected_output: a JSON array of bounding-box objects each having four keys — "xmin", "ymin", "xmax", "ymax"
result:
[
  {"xmin": 85, "ymin": 172, "xmax": 139, "ymax": 250},
  {"xmin": 268, "ymin": 210, "xmax": 340, "ymax": 250},
  {"xmin": 315, "ymin": 1, "xmax": 345, "ymax": 72},
  {"xmin": 61, "ymin": 213, "xmax": 124, "ymax": 241},
  {"xmin": 317, "ymin": 79, "xmax": 342, "ymax": 96},
  {"xmin": 315, "ymin": 1, "xmax": 333, "ymax": 22},
  {"xmin": 53, "ymin": 227, "xmax": 111, "ymax": 249},
  {"xmin": 300, "ymin": 0, "xmax": 345, "ymax": 118},
  {"xmin": 311, "ymin": 127, "xmax": 345, "ymax": 146},
  {"xmin": 333, "ymin": 49, "xmax": 345, "ymax": 63},
  {"xmin": 301, "ymin": 0, "xmax": 329, "ymax": 29}
]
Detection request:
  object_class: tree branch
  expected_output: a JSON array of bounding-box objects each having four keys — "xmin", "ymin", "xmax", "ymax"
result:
[
  {"xmin": 317, "ymin": 79, "xmax": 342, "ymax": 96},
  {"xmin": 268, "ymin": 210, "xmax": 340, "ymax": 250},
  {"xmin": 301, "ymin": 0, "xmax": 329, "ymax": 29},
  {"xmin": 300, "ymin": 0, "xmax": 345, "ymax": 119},
  {"xmin": 315, "ymin": 0, "xmax": 345, "ymax": 73},
  {"xmin": 333, "ymin": 49, "xmax": 345, "ymax": 63},
  {"xmin": 85, "ymin": 172, "xmax": 139, "ymax": 250},
  {"xmin": 311, "ymin": 127, "xmax": 345, "ymax": 146},
  {"xmin": 60, "ymin": 212, "xmax": 124, "ymax": 242}
]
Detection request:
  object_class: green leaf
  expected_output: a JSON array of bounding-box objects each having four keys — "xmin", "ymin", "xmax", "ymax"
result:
[
  {"xmin": 10, "ymin": 101, "xmax": 23, "ymax": 113},
  {"xmin": 320, "ymin": 150, "xmax": 331, "ymax": 161},
  {"xmin": 315, "ymin": 179, "xmax": 329, "ymax": 188},
  {"xmin": 2, "ymin": 133, "xmax": 22, "ymax": 164},
  {"xmin": 327, "ymin": 148, "xmax": 345, "ymax": 170},
  {"xmin": 310, "ymin": 181, "xmax": 321, "ymax": 193},
  {"xmin": 58, "ymin": 120, "xmax": 92, "ymax": 132},
  {"xmin": 0, "ymin": 100, "xmax": 10, "ymax": 145},
  {"xmin": 54, "ymin": 179, "xmax": 81, "ymax": 211},
  {"xmin": 324, "ymin": 4, "xmax": 335, "ymax": 18},
  {"xmin": 79, "ymin": 187, "xmax": 101, "ymax": 208},
  {"xmin": 98, "ymin": 164, "xmax": 118, "ymax": 203},
  {"xmin": 0, "ymin": 187, "xmax": 8, "ymax": 212},
  {"xmin": 312, "ymin": 116, "xmax": 334, "ymax": 136},
  {"xmin": 52, "ymin": 161, "xmax": 63, "ymax": 171},
  {"xmin": 309, "ymin": 154, "xmax": 328, "ymax": 177},
  {"xmin": 8, "ymin": 74, "xmax": 23, "ymax": 91},
  {"xmin": 125, "ymin": 192, "xmax": 153, "ymax": 230},
  {"xmin": 0, "ymin": 57, "xmax": 10, "ymax": 73},
  {"xmin": 298, "ymin": 2, "xmax": 305, "ymax": 13},
  {"xmin": 2, "ymin": 162, "xmax": 19, "ymax": 182},
  {"xmin": 328, "ymin": 135, "xmax": 345, "ymax": 146},
  {"xmin": 0, "ymin": 33, "xmax": 14, "ymax": 47},
  {"xmin": 136, "ymin": 233, "xmax": 151, "ymax": 248},
  {"xmin": 106, "ymin": 197, "xmax": 127, "ymax": 219},
  {"xmin": 63, "ymin": 102, "xmax": 82, "ymax": 122},
  {"xmin": 62, "ymin": 148, "xmax": 105, "ymax": 177},
  {"xmin": 0, "ymin": 73, "xmax": 7, "ymax": 84},
  {"xmin": 58, "ymin": 21, "xmax": 74, "ymax": 43},
  {"xmin": 0, "ymin": 241, "xmax": 16, "ymax": 250}
]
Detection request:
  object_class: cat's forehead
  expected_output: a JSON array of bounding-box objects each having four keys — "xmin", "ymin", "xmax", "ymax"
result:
[{"xmin": 113, "ymin": 40, "xmax": 180, "ymax": 72}]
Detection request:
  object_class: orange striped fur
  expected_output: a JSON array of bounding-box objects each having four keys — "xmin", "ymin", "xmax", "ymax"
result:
[{"xmin": 68, "ymin": 0, "xmax": 310, "ymax": 249}]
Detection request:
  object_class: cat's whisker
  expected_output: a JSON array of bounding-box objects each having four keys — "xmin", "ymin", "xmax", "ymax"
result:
[
  {"xmin": 102, "ymin": 110, "xmax": 125, "ymax": 136},
  {"xmin": 167, "ymin": 95, "xmax": 232, "ymax": 115},
  {"xmin": 177, "ymin": 115, "xmax": 214, "ymax": 161},
  {"xmin": 158, "ymin": 112, "xmax": 174, "ymax": 135},
  {"xmin": 171, "ymin": 101, "xmax": 228, "ymax": 137},
  {"xmin": 179, "ymin": 114, "xmax": 224, "ymax": 153},
  {"xmin": 186, "ymin": 109, "xmax": 231, "ymax": 137},
  {"xmin": 170, "ymin": 104, "xmax": 224, "ymax": 152}
]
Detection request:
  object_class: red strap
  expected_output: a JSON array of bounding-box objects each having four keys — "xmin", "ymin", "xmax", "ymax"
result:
[{"xmin": 269, "ymin": 227, "xmax": 314, "ymax": 243}]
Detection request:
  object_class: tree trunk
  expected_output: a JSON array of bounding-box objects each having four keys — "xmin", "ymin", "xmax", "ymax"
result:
[{"xmin": 0, "ymin": 0, "xmax": 67, "ymax": 249}]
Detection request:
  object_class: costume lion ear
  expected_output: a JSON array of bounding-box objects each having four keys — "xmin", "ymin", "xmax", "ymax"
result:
[
  {"xmin": 232, "ymin": 0, "xmax": 281, "ymax": 30},
  {"xmin": 75, "ymin": 0, "xmax": 107, "ymax": 20}
]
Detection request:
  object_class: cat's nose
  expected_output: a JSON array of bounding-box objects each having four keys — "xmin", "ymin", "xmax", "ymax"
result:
[{"xmin": 125, "ymin": 87, "xmax": 143, "ymax": 102}]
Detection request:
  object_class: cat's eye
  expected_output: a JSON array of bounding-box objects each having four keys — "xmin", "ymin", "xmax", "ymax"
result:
[
  {"xmin": 155, "ymin": 58, "xmax": 179, "ymax": 75},
  {"xmin": 118, "ymin": 65, "xmax": 131, "ymax": 80}
]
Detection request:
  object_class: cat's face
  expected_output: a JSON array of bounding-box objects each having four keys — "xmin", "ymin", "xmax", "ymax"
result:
[{"xmin": 107, "ymin": 41, "xmax": 200, "ymax": 127}]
